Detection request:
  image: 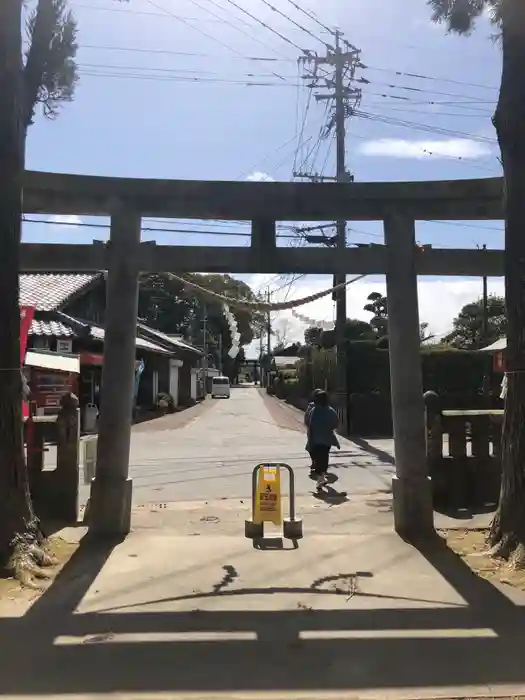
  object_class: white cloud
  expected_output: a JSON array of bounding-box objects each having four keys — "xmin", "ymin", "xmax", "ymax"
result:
[
  {"xmin": 358, "ymin": 138, "xmax": 492, "ymax": 160},
  {"xmin": 244, "ymin": 274, "xmax": 505, "ymax": 358},
  {"xmin": 48, "ymin": 214, "xmax": 82, "ymax": 228},
  {"xmin": 245, "ymin": 171, "xmax": 275, "ymax": 182}
]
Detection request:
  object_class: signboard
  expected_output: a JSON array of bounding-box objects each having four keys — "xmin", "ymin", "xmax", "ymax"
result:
[
  {"xmin": 20, "ymin": 306, "xmax": 35, "ymax": 418},
  {"xmin": 494, "ymin": 351, "xmax": 505, "ymax": 373},
  {"xmin": 254, "ymin": 465, "xmax": 282, "ymax": 526},
  {"xmin": 20, "ymin": 306, "xmax": 35, "ymax": 363},
  {"xmin": 30, "ymin": 369, "xmax": 78, "ymax": 412},
  {"xmin": 56, "ymin": 338, "xmax": 73, "ymax": 354}
]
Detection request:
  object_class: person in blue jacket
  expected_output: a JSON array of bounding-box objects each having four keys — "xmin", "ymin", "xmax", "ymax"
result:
[{"xmin": 304, "ymin": 389, "xmax": 340, "ymax": 489}]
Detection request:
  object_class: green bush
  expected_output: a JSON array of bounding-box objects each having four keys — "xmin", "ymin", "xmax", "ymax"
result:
[
  {"xmin": 421, "ymin": 348, "xmax": 494, "ymax": 396},
  {"xmin": 156, "ymin": 392, "xmax": 175, "ymax": 412},
  {"xmin": 275, "ymin": 344, "xmax": 499, "ymax": 437}
]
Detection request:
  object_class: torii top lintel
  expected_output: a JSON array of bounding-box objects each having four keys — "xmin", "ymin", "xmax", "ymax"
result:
[{"xmin": 23, "ymin": 171, "xmax": 504, "ymax": 222}]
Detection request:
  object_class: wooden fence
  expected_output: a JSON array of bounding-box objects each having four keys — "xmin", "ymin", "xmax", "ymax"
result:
[{"xmin": 425, "ymin": 400, "xmax": 502, "ymax": 511}]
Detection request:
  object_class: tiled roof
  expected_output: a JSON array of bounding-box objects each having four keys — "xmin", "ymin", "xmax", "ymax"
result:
[
  {"xmin": 89, "ymin": 325, "xmax": 171, "ymax": 355},
  {"xmin": 136, "ymin": 322, "xmax": 202, "ymax": 356},
  {"xmin": 20, "ymin": 273, "xmax": 101, "ymax": 311},
  {"xmin": 31, "ymin": 320, "xmax": 74, "ymax": 337},
  {"xmin": 30, "ymin": 314, "xmax": 173, "ymax": 356}
]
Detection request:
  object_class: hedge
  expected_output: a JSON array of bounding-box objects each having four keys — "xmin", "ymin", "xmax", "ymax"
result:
[{"xmin": 272, "ymin": 343, "xmax": 502, "ymax": 437}]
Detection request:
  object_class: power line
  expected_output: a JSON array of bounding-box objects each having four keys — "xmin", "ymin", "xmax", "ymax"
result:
[
  {"xmin": 361, "ymin": 63, "xmax": 498, "ymax": 93},
  {"xmin": 359, "ymin": 75, "xmax": 496, "ymax": 104},
  {"xmin": 354, "ymin": 109, "xmax": 497, "ymax": 144},
  {"xmin": 294, "ymin": 105, "xmax": 330, "ymax": 175},
  {"xmin": 182, "ymin": 0, "xmax": 292, "ymax": 81},
  {"xmin": 78, "ymin": 61, "xmax": 297, "ymax": 80},
  {"xmin": 77, "ymin": 69, "xmax": 298, "ymax": 87},
  {"xmin": 74, "ymin": 53, "xmax": 498, "ymax": 109},
  {"xmin": 144, "ymin": 218, "xmax": 297, "ymax": 231},
  {"xmin": 76, "ymin": 71, "xmax": 499, "ymax": 151},
  {"xmin": 222, "ymin": 0, "xmax": 303, "ymax": 51},
  {"xmin": 73, "ymin": 65, "xmax": 500, "ymax": 115},
  {"xmin": 145, "ymin": 0, "xmax": 264, "ymax": 63},
  {"xmin": 74, "ymin": 3, "xmax": 240, "ymax": 22},
  {"xmin": 363, "ymin": 103, "xmax": 494, "ymax": 118},
  {"xmin": 236, "ymin": 132, "xmax": 310, "ymax": 180},
  {"xmin": 421, "ymin": 220, "xmax": 504, "ymax": 232},
  {"xmin": 25, "ymin": 215, "xmax": 384, "ymax": 243},
  {"xmin": 75, "ymin": 32, "xmax": 499, "ymax": 95},
  {"xmin": 79, "ymin": 43, "xmax": 224, "ymax": 58},
  {"xmin": 22, "ymin": 217, "xmax": 305, "ymax": 240},
  {"xmin": 293, "ymin": 84, "xmax": 314, "ymax": 173},
  {"xmin": 256, "ymin": 0, "xmax": 327, "ymax": 47},
  {"xmin": 346, "ymin": 129, "xmax": 498, "ymax": 174},
  {"xmin": 282, "ymin": 0, "xmax": 334, "ymax": 35}
]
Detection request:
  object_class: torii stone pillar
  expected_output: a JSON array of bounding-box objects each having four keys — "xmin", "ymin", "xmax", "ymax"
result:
[
  {"xmin": 384, "ymin": 212, "xmax": 434, "ymax": 538},
  {"xmin": 89, "ymin": 202, "xmax": 140, "ymax": 536}
]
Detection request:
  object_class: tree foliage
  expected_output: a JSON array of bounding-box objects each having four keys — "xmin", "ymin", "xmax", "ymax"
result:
[
  {"xmin": 304, "ymin": 326, "xmax": 323, "ymax": 347},
  {"xmin": 443, "ymin": 296, "xmax": 506, "ymax": 349},
  {"xmin": 23, "ymin": 0, "xmax": 78, "ymax": 129},
  {"xmin": 428, "ymin": 0, "xmax": 501, "ymax": 34},
  {"xmin": 363, "ymin": 292, "xmax": 388, "ymax": 337},
  {"xmin": 363, "ymin": 291, "xmax": 431, "ymax": 344},
  {"xmin": 138, "ymin": 272, "xmax": 264, "ymax": 377},
  {"xmin": 317, "ymin": 319, "xmax": 377, "ymax": 349}
]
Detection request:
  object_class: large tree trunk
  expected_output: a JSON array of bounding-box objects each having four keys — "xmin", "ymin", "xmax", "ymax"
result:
[
  {"xmin": 0, "ymin": 0, "xmax": 38, "ymax": 565},
  {"xmin": 488, "ymin": 0, "xmax": 525, "ymax": 567}
]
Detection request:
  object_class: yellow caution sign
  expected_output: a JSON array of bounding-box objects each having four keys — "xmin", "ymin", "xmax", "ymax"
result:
[{"xmin": 254, "ymin": 464, "xmax": 282, "ymax": 526}]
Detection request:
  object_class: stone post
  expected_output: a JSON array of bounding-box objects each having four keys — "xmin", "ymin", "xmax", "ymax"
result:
[
  {"xmin": 89, "ymin": 203, "xmax": 141, "ymax": 536},
  {"xmin": 384, "ymin": 212, "xmax": 434, "ymax": 538},
  {"xmin": 55, "ymin": 392, "xmax": 80, "ymax": 522}
]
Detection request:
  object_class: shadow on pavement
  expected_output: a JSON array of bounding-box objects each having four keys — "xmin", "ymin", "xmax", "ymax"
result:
[
  {"xmin": 0, "ymin": 532, "xmax": 524, "ymax": 695},
  {"xmin": 26, "ymin": 534, "xmax": 121, "ymax": 624},
  {"xmin": 348, "ymin": 436, "xmax": 395, "ymax": 465},
  {"xmin": 312, "ymin": 485, "xmax": 349, "ymax": 505}
]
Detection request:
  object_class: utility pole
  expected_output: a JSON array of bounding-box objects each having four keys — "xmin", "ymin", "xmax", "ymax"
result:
[
  {"xmin": 481, "ymin": 244, "xmax": 490, "ymax": 399},
  {"xmin": 482, "ymin": 244, "xmax": 489, "ymax": 342},
  {"xmin": 202, "ymin": 303, "xmax": 208, "ymax": 397},
  {"xmin": 334, "ymin": 30, "xmax": 349, "ymax": 432},
  {"xmin": 259, "ymin": 329, "xmax": 264, "ymax": 386},
  {"xmin": 266, "ymin": 288, "xmax": 271, "ymax": 388},
  {"xmin": 295, "ymin": 31, "xmax": 362, "ymax": 433}
]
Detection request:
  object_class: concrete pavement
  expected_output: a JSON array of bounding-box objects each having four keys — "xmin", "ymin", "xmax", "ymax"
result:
[
  {"xmin": 76, "ymin": 387, "xmax": 488, "ymax": 534},
  {"xmin": 2, "ymin": 387, "xmax": 518, "ymax": 699},
  {"xmin": 79, "ymin": 387, "xmax": 396, "ymax": 510},
  {"xmin": 1, "ymin": 526, "xmax": 525, "ymax": 699}
]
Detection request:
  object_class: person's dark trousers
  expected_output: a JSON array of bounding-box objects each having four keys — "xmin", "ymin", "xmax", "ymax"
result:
[{"xmin": 310, "ymin": 444, "xmax": 330, "ymax": 475}]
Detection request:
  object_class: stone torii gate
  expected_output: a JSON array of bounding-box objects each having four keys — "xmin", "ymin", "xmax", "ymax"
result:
[{"xmin": 21, "ymin": 171, "xmax": 504, "ymax": 540}]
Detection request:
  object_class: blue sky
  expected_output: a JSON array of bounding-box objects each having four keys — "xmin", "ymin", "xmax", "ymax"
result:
[{"xmin": 22, "ymin": 0, "xmax": 505, "ymax": 355}]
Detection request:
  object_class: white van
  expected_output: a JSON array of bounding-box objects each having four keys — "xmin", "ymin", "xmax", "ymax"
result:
[{"xmin": 211, "ymin": 375, "xmax": 231, "ymax": 399}]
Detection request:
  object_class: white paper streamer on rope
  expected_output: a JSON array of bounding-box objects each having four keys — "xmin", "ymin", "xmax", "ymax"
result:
[
  {"xmin": 223, "ymin": 304, "xmax": 240, "ymax": 359},
  {"xmin": 291, "ymin": 309, "xmax": 335, "ymax": 331},
  {"xmin": 166, "ymin": 272, "xmax": 366, "ymax": 312}
]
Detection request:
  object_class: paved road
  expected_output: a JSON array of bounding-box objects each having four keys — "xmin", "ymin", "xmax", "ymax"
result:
[{"xmin": 79, "ymin": 387, "xmax": 395, "ymax": 507}]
